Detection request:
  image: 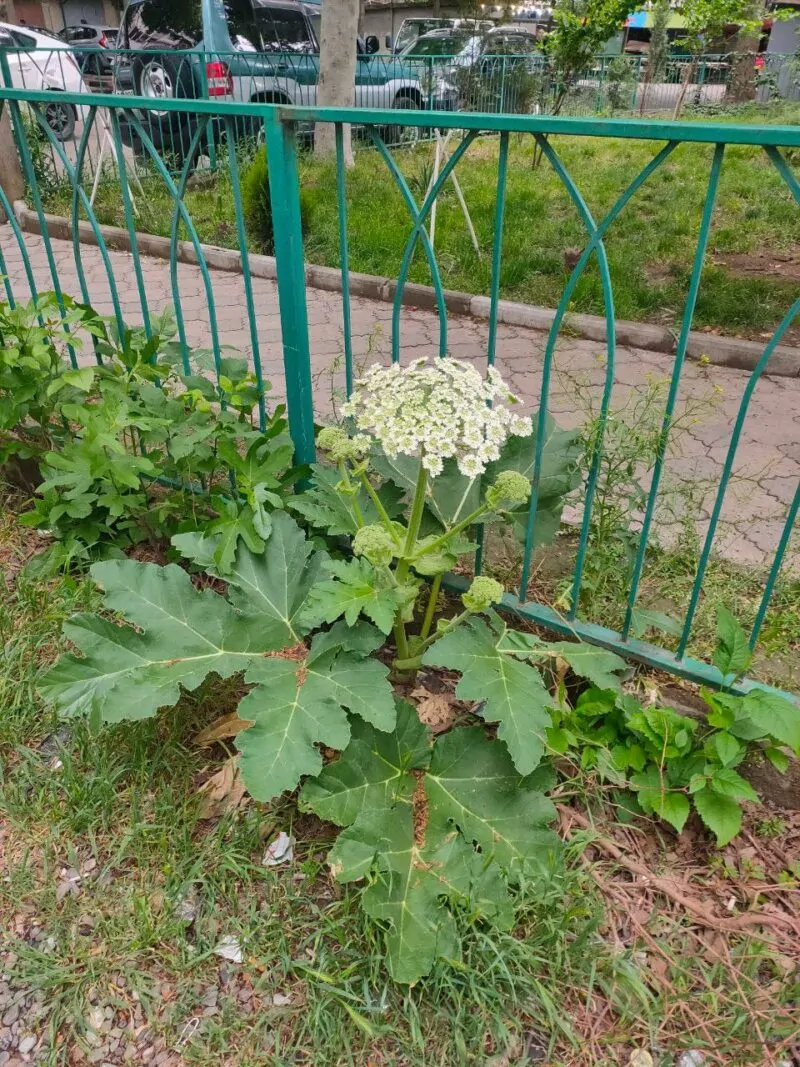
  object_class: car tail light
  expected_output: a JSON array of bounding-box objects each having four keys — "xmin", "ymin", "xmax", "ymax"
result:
[
  {"xmin": 206, "ymin": 60, "xmax": 232, "ymax": 97},
  {"xmin": 99, "ymin": 33, "xmax": 108, "ymax": 47}
]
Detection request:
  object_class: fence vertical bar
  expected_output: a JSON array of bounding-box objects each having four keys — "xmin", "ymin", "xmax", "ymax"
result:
[
  {"xmin": 486, "ymin": 130, "xmax": 509, "ymax": 369},
  {"xmin": 264, "ymin": 107, "xmax": 316, "ymax": 466},
  {"xmin": 0, "ymin": 53, "xmax": 77, "ymax": 366},
  {"xmin": 749, "ymin": 484, "xmax": 800, "ymax": 651},
  {"xmin": 621, "ymin": 142, "xmax": 725, "ymax": 641},
  {"xmin": 223, "ymin": 116, "xmax": 267, "ymax": 430},
  {"xmin": 335, "ymin": 123, "xmax": 354, "ymax": 398}
]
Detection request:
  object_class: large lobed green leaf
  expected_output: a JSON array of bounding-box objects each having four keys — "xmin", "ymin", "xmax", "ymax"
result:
[
  {"xmin": 300, "ymin": 701, "xmax": 559, "ymax": 983},
  {"xmin": 423, "ymin": 615, "xmax": 554, "ymax": 776},
  {"xmin": 40, "ymin": 514, "xmax": 396, "ymax": 801}
]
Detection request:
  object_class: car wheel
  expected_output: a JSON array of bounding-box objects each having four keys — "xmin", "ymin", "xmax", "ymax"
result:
[
  {"xmin": 128, "ymin": 54, "xmax": 200, "ymax": 164},
  {"xmin": 383, "ymin": 95, "xmax": 422, "ymax": 149},
  {"xmin": 43, "ymin": 97, "xmax": 76, "ymax": 142}
]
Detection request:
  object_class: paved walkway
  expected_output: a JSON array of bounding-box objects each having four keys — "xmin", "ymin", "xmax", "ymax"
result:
[{"xmin": 2, "ymin": 229, "xmax": 799, "ymax": 569}]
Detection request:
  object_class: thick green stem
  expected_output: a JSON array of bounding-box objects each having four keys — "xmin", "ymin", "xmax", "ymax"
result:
[
  {"xmin": 403, "ymin": 467, "xmax": 429, "ymax": 557},
  {"xmin": 419, "ymin": 572, "xmax": 443, "ymax": 643},
  {"xmin": 412, "ymin": 501, "xmax": 490, "ymax": 561},
  {"xmin": 357, "ymin": 469, "xmax": 397, "ymax": 537},
  {"xmin": 338, "ymin": 459, "xmax": 364, "ymax": 527},
  {"xmin": 393, "ymin": 467, "xmax": 429, "ymax": 660}
]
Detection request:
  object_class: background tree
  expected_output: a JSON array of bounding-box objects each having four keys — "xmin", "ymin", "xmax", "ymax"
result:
[
  {"xmin": 672, "ymin": 0, "xmax": 761, "ymax": 115},
  {"xmin": 639, "ymin": 0, "xmax": 671, "ymax": 112},
  {"xmin": 545, "ymin": 0, "xmax": 642, "ymax": 115},
  {"xmin": 315, "ymin": 0, "xmax": 360, "ymax": 163}
]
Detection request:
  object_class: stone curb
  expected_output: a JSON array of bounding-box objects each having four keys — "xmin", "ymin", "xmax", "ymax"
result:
[{"xmin": 13, "ymin": 203, "xmax": 800, "ymax": 378}]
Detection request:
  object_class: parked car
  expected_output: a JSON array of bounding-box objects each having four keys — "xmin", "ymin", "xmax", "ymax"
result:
[
  {"xmin": 389, "ymin": 17, "xmax": 493, "ymax": 55},
  {"xmin": 59, "ymin": 22, "xmax": 117, "ymax": 79},
  {"xmin": 118, "ymin": 0, "xmax": 428, "ymax": 155},
  {"xmin": 0, "ymin": 22, "xmax": 85, "ymax": 139}
]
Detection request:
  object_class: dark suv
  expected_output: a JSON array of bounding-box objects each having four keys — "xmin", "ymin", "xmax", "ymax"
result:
[{"xmin": 120, "ymin": 0, "xmax": 425, "ymax": 153}]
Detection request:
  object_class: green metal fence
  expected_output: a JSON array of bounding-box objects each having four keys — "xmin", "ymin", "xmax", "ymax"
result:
[{"xmin": 1, "ymin": 79, "xmax": 799, "ymax": 697}]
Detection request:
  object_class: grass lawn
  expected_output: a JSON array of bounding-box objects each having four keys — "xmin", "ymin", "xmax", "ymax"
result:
[
  {"xmin": 1, "ymin": 486, "xmax": 799, "ymax": 1066},
  {"xmin": 45, "ymin": 102, "xmax": 800, "ymax": 341}
]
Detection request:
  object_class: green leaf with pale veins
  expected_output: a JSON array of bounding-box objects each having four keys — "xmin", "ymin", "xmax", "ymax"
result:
[
  {"xmin": 423, "ymin": 616, "xmax": 554, "ymax": 775},
  {"xmin": 237, "ymin": 645, "xmax": 397, "ymax": 802},
  {"xmin": 500, "ymin": 629, "xmax": 627, "ymax": 691},
  {"xmin": 289, "ymin": 462, "xmax": 404, "ymax": 536},
  {"xmin": 425, "ymin": 727, "xmax": 559, "ymax": 876},
  {"xmin": 38, "ymin": 560, "xmax": 266, "ymax": 724},
  {"xmin": 173, "ymin": 511, "xmax": 328, "ymax": 646},
  {"xmin": 299, "ymin": 700, "xmax": 430, "ymax": 827},
  {"xmin": 302, "ymin": 704, "xmax": 558, "ymax": 982},
  {"xmin": 304, "ymin": 557, "xmax": 408, "ymax": 634}
]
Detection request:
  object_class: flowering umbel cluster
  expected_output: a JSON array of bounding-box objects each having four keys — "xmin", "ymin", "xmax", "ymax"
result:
[{"xmin": 341, "ymin": 358, "xmax": 531, "ymax": 478}]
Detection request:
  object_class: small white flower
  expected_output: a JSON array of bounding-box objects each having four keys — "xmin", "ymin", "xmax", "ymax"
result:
[{"xmin": 344, "ymin": 357, "xmax": 530, "ymax": 479}]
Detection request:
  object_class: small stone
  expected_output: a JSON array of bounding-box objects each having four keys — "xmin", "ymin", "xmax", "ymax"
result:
[
  {"xmin": 2, "ymin": 1005, "xmax": 19, "ymax": 1026},
  {"xmin": 271, "ymin": 993, "xmax": 291, "ymax": 1007},
  {"xmin": 17, "ymin": 1037, "xmax": 36, "ymax": 1055},
  {"xmin": 140, "ymin": 1049, "xmax": 154, "ymax": 1063},
  {"xmin": 87, "ymin": 1050, "xmax": 105, "ymax": 1065},
  {"xmin": 202, "ymin": 1006, "xmax": 219, "ymax": 1017},
  {"xmin": 676, "ymin": 1054, "xmax": 705, "ymax": 1067},
  {"xmin": 200, "ymin": 988, "xmax": 217, "ymax": 1007}
]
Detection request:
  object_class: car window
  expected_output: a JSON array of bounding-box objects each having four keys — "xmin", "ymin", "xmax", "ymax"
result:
[
  {"xmin": 0, "ymin": 29, "xmax": 14, "ymax": 47},
  {"xmin": 223, "ymin": 0, "xmax": 259, "ymax": 48},
  {"xmin": 255, "ymin": 7, "xmax": 314, "ymax": 51},
  {"xmin": 124, "ymin": 0, "xmax": 203, "ymax": 49},
  {"xmin": 11, "ymin": 31, "xmax": 38, "ymax": 49},
  {"xmin": 404, "ymin": 32, "xmax": 471, "ymax": 57}
]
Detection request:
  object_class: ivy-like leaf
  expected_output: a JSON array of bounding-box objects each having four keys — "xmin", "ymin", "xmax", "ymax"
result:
[
  {"xmin": 174, "ymin": 511, "xmax": 328, "ymax": 646},
  {"xmin": 423, "ymin": 616, "xmax": 553, "ymax": 775},
  {"xmin": 299, "ymin": 701, "xmax": 430, "ymax": 826},
  {"xmin": 693, "ymin": 786, "xmax": 742, "ymax": 846},
  {"xmin": 713, "ymin": 606, "xmax": 752, "ymax": 679},
  {"xmin": 304, "ymin": 557, "xmax": 409, "ymax": 634},
  {"xmin": 38, "ymin": 560, "xmax": 267, "ymax": 724}
]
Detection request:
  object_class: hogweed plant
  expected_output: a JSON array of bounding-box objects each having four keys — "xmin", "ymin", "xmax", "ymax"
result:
[
  {"xmin": 40, "ymin": 355, "xmax": 790, "ymax": 981},
  {"xmin": 310, "ymin": 358, "xmax": 534, "ymax": 670}
]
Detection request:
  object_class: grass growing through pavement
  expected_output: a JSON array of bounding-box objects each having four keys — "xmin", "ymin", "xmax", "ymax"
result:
[
  {"xmin": 1, "ymin": 487, "xmax": 799, "ymax": 1066},
  {"xmin": 47, "ymin": 102, "xmax": 800, "ymax": 341}
]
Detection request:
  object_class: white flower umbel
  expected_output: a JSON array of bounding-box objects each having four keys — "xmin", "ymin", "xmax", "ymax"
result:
[{"xmin": 341, "ymin": 358, "xmax": 530, "ymax": 478}]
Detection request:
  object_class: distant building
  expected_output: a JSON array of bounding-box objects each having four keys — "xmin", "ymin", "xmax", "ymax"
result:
[{"xmin": 5, "ymin": 0, "xmax": 119, "ymax": 32}]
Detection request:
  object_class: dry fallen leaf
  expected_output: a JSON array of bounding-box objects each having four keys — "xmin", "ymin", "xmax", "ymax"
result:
[
  {"xmin": 197, "ymin": 758, "xmax": 247, "ymax": 819},
  {"xmin": 195, "ymin": 712, "xmax": 251, "ymax": 747},
  {"xmin": 411, "ymin": 686, "xmax": 457, "ymax": 734}
]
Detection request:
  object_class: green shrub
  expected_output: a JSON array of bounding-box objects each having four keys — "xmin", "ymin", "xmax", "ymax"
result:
[{"xmin": 241, "ymin": 147, "xmax": 312, "ymax": 255}]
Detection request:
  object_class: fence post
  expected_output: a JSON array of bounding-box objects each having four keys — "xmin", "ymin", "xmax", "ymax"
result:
[
  {"xmin": 263, "ymin": 108, "xmax": 316, "ymax": 468},
  {"xmin": 0, "ymin": 103, "xmax": 24, "ymax": 221}
]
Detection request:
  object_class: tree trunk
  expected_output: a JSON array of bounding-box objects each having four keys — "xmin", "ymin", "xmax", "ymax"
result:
[
  {"xmin": 672, "ymin": 57, "xmax": 696, "ymax": 119},
  {"xmin": 728, "ymin": 32, "xmax": 760, "ymax": 103},
  {"xmin": 0, "ymin": 105, "xmax": 24, "ymax": 221},
  {"xmin": 315, "ymin": 0, "xmax": 360, "ymax": 163}
]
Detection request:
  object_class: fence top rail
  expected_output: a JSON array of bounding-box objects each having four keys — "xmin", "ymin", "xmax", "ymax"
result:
[{"xmin": 2, "ymin": 85, "xmax": 800, "ymax": 146}]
